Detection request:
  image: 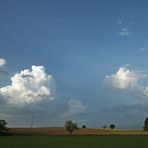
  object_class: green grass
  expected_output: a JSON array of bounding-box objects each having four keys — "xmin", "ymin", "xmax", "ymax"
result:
[{"xmin": 0, "ymin": 135, "xmax": 148, "ymax": 148}]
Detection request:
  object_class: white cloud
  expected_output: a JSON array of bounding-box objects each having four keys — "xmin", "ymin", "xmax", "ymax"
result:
[
  {"xmin": 105, "ymin": 66, "xmax": 142, "ymax": 90},
  {"xmin": 0, "ymin": 65, "xmax": 87, "ymax": 119},
  {"xmin": 0, "ymin": 62, "xmax": 88, "ymax": 127},
  {"xmin": 63, "ymin": 99, "xmax": 88, "ymax": 117},
  {"xmin": 119, "ymin": 28, "xmax": 131, "ymax": 36},
  {"xmin": 0, "ymin": 58, "xmax": 6, "ymax": 67},
  {"xmin": 105, "ymin": 65, "xmax": 148, "ymax": 102},
  {"xmin": 0, "ymin": 65, "xmax": 56, "ymax": 106}
]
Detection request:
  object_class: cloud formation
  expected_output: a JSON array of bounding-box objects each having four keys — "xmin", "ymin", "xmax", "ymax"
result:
[
  {"xmin": 104, "ymin": 65, "xmax": 148, "ymax": 114},
  {"xmin": 105, "ymin": 66, "xmax": 142, "ymax": 90},
  {"xmin": 0, "ymin": 64, "xmax": 87, "ymax": 123},
  {"xmin": 0, "ymin": 65, "xmax": 56, "ymax": 106}
]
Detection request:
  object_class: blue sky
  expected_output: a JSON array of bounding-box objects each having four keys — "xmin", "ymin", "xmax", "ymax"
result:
[{"xmin": 1, "ymin": 0, "xmax": 148, "ymax": 129}]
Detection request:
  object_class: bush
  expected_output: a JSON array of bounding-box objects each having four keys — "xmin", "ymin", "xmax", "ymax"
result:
[
  {"xmin": 82, "ymin": 125, "xmax": 87, "ymax": 128},
  {"xmin": 109, "ymin": 124, "xmax": 115, "ymax": 129},
  {"xmin": 0, "ymin": 120, "xmax": 8, "ymax": 135}
]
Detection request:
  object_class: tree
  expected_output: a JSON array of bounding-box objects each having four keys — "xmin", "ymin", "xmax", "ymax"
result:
[
  {"xmin": 144, "ymin": 117, "xmax": 148, "ymax": 132},
  {"xmin": 82, "ymin": 125, "xmax": 87, "ymax": 128},
  {"xmin": 0, "ymin": 120, "xmax": 8, "ymax": 135},
  {"xmin": 109, "ymin": 124, "xmax": 115, "ymax": 129},
  {"xmin": 65, "ymin": 121, "xmax": 78, "ymax": 135}
]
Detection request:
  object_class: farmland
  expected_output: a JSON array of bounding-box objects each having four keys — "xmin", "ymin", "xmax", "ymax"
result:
[
  {"xmin": 1, "ymin": 135, "xmax": 148, "ymax": 148},
  {"xmin": 9, "ymin": 127, "xmax": 147, "ymax": 135},
  {"xmin": 0, "ymin": 128, "xmax": 148, "ymax": 148}
]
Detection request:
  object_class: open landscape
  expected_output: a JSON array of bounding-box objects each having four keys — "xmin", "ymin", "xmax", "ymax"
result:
[
  {"xmin": 0, "ymin": 128, "xmax": 148, "ymax": 148},
  {"xmin": 1, "ymin": 0, "xmax": 148, "ymax": 147}
]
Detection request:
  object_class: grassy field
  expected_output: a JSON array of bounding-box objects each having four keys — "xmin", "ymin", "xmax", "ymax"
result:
[{"xmin": 1, "ymin": 135, "xmax": 148, "ymax": 148}]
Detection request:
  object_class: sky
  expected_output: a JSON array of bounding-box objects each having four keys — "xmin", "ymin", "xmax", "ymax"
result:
[{"xmin": 0, "ymin": 0, "xmax": 148, "ymax": 129}]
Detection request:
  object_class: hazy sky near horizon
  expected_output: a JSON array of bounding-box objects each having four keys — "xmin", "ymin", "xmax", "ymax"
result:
[{"xmin": 1, "ymin": 0, "xmax": 148, "ymax": 129}]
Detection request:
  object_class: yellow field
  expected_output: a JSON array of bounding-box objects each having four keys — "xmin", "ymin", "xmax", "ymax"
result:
[{"xmin": 9, "ymin": 127, "xmax": 147, "ymax": 135}]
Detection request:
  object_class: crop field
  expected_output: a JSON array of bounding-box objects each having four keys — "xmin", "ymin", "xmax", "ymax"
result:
[
  {"xmin": 9, "ymin": 127, "xmax": 147, "ymax": 135},
  {"xmin": 1, "ymin": 135, "xmax": 148, "ymax": 148}
]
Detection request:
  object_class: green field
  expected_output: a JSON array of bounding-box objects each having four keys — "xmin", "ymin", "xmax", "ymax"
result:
[{"xmin": 1, "ymin": 135, "xmax": 148, "ymax": 148}]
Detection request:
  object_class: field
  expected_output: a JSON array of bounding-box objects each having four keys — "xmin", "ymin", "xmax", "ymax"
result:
[
  {"xmin": 9, "ymin": 127, "xmax": 147, "ymax": 135},
  {"xmin": 0, "ymin": 128, "xmax": 148, "ymax": 148},
  {"xmin": 1, "ymin": 135, "xmax": 148, "ymax": 148}
]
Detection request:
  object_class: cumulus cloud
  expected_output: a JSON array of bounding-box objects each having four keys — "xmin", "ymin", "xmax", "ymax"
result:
[
  {"xmin": 0, "ymin": 62, "xmax": 88, "ymax": 127},
  {"xmin": 104, "ymin": 65, "xmax": 148, "ymax": 114},
  {"xmin": 105, "ymin": 65, "xmax": 148, "ymax": 102},
  {"xmin": 0, "ymin": 65, "xmax": 56, "ymax": 106},
  {"xmin": 119, "ymin": 28, "xmax": 131, "ymax": 36},
  {"xmin": 0, "ymin": 58, "xmax": 6, "ymax": 67},
  {"xmin": 0, "ymin": 65, "xmax": 87, "ymax": 121},
  {"xmin": 105, "ymin": 66, "xmax": 142, "ymax": 90}
]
